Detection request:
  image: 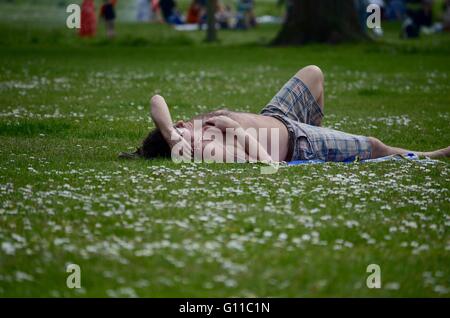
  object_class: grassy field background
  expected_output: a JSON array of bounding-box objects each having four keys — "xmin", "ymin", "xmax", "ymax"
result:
[{"xmin": 0, "ymin": 0, "xmax": 449, "ymax": 297}]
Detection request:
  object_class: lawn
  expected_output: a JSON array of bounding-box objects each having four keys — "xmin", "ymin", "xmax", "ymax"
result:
[{"xmin": 0, "ymin": 1, "xmax": 449, "ymax": 297}]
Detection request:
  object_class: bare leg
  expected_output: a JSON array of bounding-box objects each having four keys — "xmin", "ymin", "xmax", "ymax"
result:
[
  {"xmin": 295, "ymin": 65, "xmax": 325, "ymax": 124},
  {"xmin": 294, "ymin": 66, "xmax": 450, "ymax": 159},
  {"xmin": 369, "ymin": 137, "xmax": 450, "ymax": 159}
]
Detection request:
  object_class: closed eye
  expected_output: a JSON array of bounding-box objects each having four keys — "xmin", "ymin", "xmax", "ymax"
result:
[{"xmin": 174, "ymin": 126, "xmax": 183, "ymax": 136}]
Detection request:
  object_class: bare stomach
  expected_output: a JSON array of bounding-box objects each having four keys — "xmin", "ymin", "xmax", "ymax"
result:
[{"xmin": 226, "ymin": 112, "xmax": 290, "ymax": 162}]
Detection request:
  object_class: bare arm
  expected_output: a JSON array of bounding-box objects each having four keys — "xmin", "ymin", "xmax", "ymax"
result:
[
  {"xmin": 234, "ymin": 126, "xmax": 274, "ymax": 163},
  {"xmin": 150, "ymin": 95, "xmax": 192, "ymax": 159},
  {"xmin": 150, "ymin": 95, "xmax": 176, "ymax": 145}
]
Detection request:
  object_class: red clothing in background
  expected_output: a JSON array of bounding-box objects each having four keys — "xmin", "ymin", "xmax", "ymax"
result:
[
  {"xmin": 186, "ymin": 3, "xmax": 200, "ymax": 23},
  {"xmin": 79, "ymin": 0, "xmax": 97, "ymax": 37}
]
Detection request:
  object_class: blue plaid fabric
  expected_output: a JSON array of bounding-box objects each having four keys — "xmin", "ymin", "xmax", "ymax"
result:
[{"xmin": 261, "ymin": 76, "xmax": 372, "ymax": 162}]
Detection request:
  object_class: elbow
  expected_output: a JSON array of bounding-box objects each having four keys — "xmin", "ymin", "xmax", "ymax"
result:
[
  {"xmin": 149, "ymin": 94, "xmax": 165, "ymax": 117},
  {"xmin": 150, "ymin": 94, "xmax": 164, "ymax": 106}
]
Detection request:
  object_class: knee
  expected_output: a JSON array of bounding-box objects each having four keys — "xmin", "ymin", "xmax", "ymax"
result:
[
  {"xmin": 368, "ymin": 137, "xmax": 385, "ymax": 153},
  {"xmin": 297, "ymin": 65, "xmax": 324, "ymax": 85}
]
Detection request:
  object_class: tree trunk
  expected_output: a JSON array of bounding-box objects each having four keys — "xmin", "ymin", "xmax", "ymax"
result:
[
  {"xmin": 205, "ymin": 0, "xmax": 217, "ymax": 42},
  {"xmin": 273, "ymin": 0, "xmax": 366, "ymax": 45}
]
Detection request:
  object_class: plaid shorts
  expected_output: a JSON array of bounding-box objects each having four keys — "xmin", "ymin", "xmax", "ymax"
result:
[{"xmin": 261, "ymin": 76, "xmax": 372, "ymax": 162}]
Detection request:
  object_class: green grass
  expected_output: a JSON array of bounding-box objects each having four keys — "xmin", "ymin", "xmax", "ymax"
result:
[{"xmin": 0, "ymin": 1, "xmax": 449, "ymax": 297}]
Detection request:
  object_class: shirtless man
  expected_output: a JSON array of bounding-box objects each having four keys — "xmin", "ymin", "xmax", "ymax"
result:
[{"xmin": 122, "ymin": 65, "xmax": 449, "ymax": 163}]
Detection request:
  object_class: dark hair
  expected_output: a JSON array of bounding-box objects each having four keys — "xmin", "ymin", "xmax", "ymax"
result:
[{"xmin": 137, "ymin": 128, "xmax": 171, "ymax": 159}]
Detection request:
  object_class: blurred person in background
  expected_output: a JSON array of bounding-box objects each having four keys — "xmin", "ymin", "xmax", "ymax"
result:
[
  {"xmin": 100, "ymin": 0, "xmax": 117, "ymax": 38},
  {"xmin": 159, "ymin": 0, "xmax": 184, "ymax": 24},
  {"xmin": 79, "ymin": 0, "xmax": 97, "ymax": 37},
  {"xmin": 136, "ymin": 0, "xmax": 151, "ymax": 22},
  {"xmin": 386, "ymin": 0, "xmax": 406, "ymax": 20},
  {"xmin": 216, "ymin": 2, "xmax": 233, "ymax": 29},
  {"xmin": 186, "ymin": 0, "xmax": 201, "ymax": 23},
  {"xmin": 195, "ymin": 0, "xmax": 208, "ymax": 30},
  {"xmin": 236, "ymin": 0, "xmax": 256, "ymax": 29},
  {"xmin": 402, "ymin": 0, "xmax": 434, "ymax": 37},
  {"xmin": 442, "ymin": 0, "xmax": 450, "ymax": 30},
  {"xmin": 169, "ymin": 12, "xmax": 184, "ymax": 25},
  {"xmin": 151, "ymin": 0, "xmax": 164, "ymax": 23},
  {"xmin": 159, "ymin": 0, "xmax": 176, "ymax": 22}
]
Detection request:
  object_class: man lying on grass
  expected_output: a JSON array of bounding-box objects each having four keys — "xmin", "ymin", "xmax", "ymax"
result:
[{"xmin": 121, "ymin": 65, "xmax": 450, "ymax": 163}]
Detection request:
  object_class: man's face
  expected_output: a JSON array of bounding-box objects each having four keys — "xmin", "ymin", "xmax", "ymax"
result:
[{"xmin": 174, "ymin": 120, "xmax": 219, "ymax": 146}]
